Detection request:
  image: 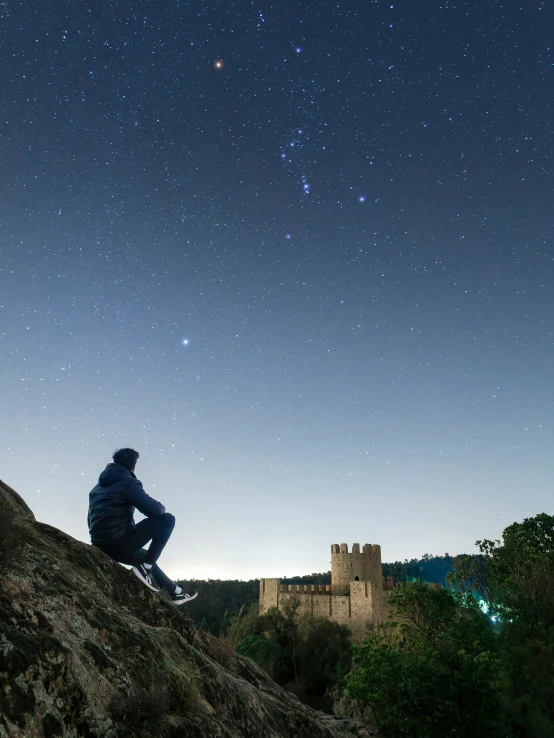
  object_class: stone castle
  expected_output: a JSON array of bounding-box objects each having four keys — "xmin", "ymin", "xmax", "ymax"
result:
[{"xmin": 259, "ymin": 543, "xmax": 394, "ymax": 644}]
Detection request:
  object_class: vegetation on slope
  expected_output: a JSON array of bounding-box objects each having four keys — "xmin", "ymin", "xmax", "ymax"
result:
[
  {"xmin": 224, "ymin": 598, "xmax": 353, "ymax": 712},
  {"xmin": 347, "ymin": 513, "xmax": 554, "ymax": 738}
]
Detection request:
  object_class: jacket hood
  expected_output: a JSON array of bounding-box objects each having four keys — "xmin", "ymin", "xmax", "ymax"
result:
[{"xmin": 98, "ymin": 463, "xmax": 135, "ymax": 487}]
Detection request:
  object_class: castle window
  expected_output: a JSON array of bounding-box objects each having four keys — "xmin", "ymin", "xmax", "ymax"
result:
[{"xmin": 354, "ymin": 576, "xmax": 359, "ymax": 581}]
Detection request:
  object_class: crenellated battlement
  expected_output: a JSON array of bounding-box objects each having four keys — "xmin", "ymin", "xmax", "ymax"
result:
[
  {"xmin": 331, "ymin": 543, "xmax": 381, "ymax": 555},
  {"xmin": 280, "ymin": 584, "xmax": 331, "ymax": 594}
]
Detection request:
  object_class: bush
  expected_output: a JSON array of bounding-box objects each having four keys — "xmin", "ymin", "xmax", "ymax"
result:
[
  {"xmin": 346, "ymin": 581, "xmax": 508, "ymax": 738},
  {"xmin": 230, "ymin": 603, "xmax": 352, "ymax": 710},
  {"xmin": 347, "ymin": 514, "xmax": 554, "ymax": 738}
]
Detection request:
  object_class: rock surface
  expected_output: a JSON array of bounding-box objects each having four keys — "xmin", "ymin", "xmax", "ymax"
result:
[
  {"xmin": 330, "ymin": 687, "xmax": 379, "ymax": 732},
  {"xmin": 0, "ymin": 479, "xmax": 380, "ymax": 738}
]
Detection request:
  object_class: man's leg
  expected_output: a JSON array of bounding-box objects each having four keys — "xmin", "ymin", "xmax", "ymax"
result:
[
  {"xmin": 116, "ymin": 513, "xmax": 176, "ymax": 566},
  {"xmin": 96, "ymin": 516, "xmax": 198, "ymax": 602},
  {"xmin": 150, "ymin": 563, "xmax": 177, "ymax": 594},
  {"xmin": 96, "ymin": 537, "xmax": 196, "ymax": 603},
  {"xmin": 100, "ymin": 514, "xmax": 176, "ymax": 592},
  {"xmin": 102, "ymin": 544, "xmax": 177, "ymax": 594}
]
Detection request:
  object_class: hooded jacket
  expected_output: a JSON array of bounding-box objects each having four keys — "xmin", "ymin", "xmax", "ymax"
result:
[{"xmin": 88, "ymin": 463, "xmax": 166, "ymax": 544}]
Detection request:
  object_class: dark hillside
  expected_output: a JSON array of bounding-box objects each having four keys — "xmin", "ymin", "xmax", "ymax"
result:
[
  {"xmin": 176, "ymin": 579, "xmax": 260, "ymax": 634},
  {"xmin": 382, "ymin": 553, "xmax": 480, "ymax": 586}
]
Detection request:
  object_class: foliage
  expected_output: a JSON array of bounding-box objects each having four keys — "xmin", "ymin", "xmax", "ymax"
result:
[
  {"xmin": 174, "ymin": 579, "xmax": 259, "ymax": 634},
  {"xmin": 479, "ymin": 514, "xmax": 554, "ymax": 737},
  {"xmin": 237, "ymin": 634, "xmax": 284, "ymax": 679},
  {"xmin": 222, "ymin": 602, "xmax": 260, "ymax": 649},
  {"xmin": 478, "ymin": 513, "xmax": 554, "ymax": 631},
  {"xmin": 382, "ymin": 553, "xmax": 480, "ymax": 587},
  {"xmin": 447, "ymin": 515, "xmax": 554, "ymax": 736},
  {"xmin": 346, "ymin": 581, "xmax": 507, "ymax": 738},
  {"xmin": 295, "ymin": 614, "xmax": 353, "ymax": 697},
  {"xmin": 230, "ymin": 602, "xmax": 352, "ymax": 710},
  {"xmin": 282, "ymin": 571, "xmax": 331, "ymax": 585},
  {"xmin": 347, "ymin": 513, "xmax": 554, "ymax": 738}
]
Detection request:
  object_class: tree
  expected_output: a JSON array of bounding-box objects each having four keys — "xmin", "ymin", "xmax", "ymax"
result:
[
  {"xmin": 237, "ymin": 634, "xmax": 283, "ymax": 680},
  {"xmin": 295, "ymin": 615, "xmax": 352, "ymax": 700},
  {"xmin": 478, "ymin": 513, "xmax": 554, "ymax": 632},
  {"xmin": 347, "ymin": 514, "xmax": 554, "ymax": 738},
  {"xmin": 478, "ymin": 514, "xmax": 554, "ymax": 737},
  {"xmin": 346, "ymin": 581, "xmax": 508, "ymax": 738},
  {"xmin": 230, "ymin": 601, "xmax": 352, "ymax": 710}
]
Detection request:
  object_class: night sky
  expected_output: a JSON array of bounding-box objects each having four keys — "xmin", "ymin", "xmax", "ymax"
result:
[{"xmin": 2, "ymin": 1, "xmax": 553, "ymax": 580}]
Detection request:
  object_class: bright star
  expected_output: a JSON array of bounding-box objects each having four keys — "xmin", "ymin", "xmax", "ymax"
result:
[
  {"xmin": 213, "ymin": 59, "xmax": 225, "ymax": 69},
  {"xmin": 182, "ymin": 339, "xmax": 190, "ymax": 346},
  {"xmin": 358, "ymin": 195, "xmax": 366, "ymax": 202}
]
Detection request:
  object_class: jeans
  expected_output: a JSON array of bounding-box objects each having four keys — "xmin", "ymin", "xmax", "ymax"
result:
[{"xmin": 96, "ymin": 513, "xmax": 176, "ymax": 593}]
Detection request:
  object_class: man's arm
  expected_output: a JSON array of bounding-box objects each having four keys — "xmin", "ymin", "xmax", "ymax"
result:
[{"xmin": 127, "ymin": 479, "xmax": 166, "ymax": 517}]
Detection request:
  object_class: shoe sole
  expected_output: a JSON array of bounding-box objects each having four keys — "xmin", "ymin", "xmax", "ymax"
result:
[
  {"xmin": 172, "ymin": 592, "xmax": 198, "ymax": 605},
  {"xmin": 131, "ymin": 566, "xmax": 159, "ymax": 592}
]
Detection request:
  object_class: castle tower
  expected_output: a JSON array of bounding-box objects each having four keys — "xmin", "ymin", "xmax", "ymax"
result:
[{"xmin": 331, "ymin": 543, "xmax": 383, "ymax": 595}]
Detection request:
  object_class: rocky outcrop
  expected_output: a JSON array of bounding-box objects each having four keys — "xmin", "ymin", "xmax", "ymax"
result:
[
  {"xmin": 329, "ymin": 687, "xmax": 379, "ymax": 732},
  {"xmin": 0, "ymin": 479, "xmax": 379, "ymax": 738}
]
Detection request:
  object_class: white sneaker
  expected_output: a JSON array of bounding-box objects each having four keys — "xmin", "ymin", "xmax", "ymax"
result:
[
  {"xmin": 171, "ymin": 591, "xmax": 198, "ymax": 606},
  {"xmin": 131, "ymin": 564, "xmax": 159, "ymax": 592}
]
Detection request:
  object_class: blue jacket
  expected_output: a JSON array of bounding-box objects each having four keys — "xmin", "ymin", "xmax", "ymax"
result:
[{"xmin": 88, "ymin": 463, "xmax": 166, "ymax": 544}]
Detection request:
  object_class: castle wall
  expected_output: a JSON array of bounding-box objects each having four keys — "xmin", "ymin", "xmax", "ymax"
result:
[
  {"xmin": 259, "ymin": 576, "xmax": 392, "ymax": 644},
  {"xmin": 259, "ymin": 578, "xmax": 280, "ymax": 614},
  {"xmin": 258, "ymin": 543, "xmax": 393, "ymax": 645},
  {"xmin": 330, "ymin": 594, "xmax": 351, "ymax": 624},
  {"xmin": 312, "ymin": 595, "xmax": 332, "ymax": 618}
]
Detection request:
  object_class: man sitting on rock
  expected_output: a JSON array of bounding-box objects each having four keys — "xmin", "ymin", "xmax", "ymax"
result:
[{"xmin": 87, "ymin": 447, "xmax": 196, "ymax": 605}]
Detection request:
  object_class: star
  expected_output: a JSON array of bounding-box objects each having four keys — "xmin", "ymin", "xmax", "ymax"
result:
[{"xmin": 213, "ymin": 59, "xmax": 225, "ymax": 70}]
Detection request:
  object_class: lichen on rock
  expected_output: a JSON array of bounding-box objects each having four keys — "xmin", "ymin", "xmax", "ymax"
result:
[{"xmin": 0, "ymin": 479, "xmax": 379, "ymax": 738}]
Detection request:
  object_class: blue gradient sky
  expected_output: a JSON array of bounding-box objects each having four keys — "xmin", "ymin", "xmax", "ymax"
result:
[{"xmin": 1, "ymin": 0, "xmax": 553, "ymax": 580}]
